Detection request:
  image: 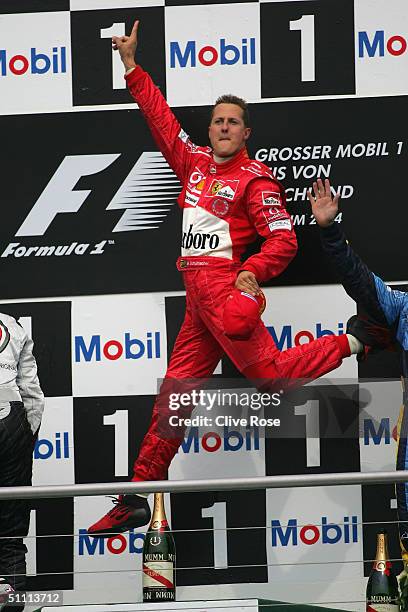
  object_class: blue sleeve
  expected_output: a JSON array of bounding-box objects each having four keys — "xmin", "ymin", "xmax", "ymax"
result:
[
  {"xmin": 373, "ymin": 275, "xmax": 406, "ymax": 326},
  {"xmin": 319, "ymin": 223, "xmax": 389, "ymax": 325}
]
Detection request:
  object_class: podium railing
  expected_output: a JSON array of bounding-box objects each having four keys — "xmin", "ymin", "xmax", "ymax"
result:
[
  {"xmin": 1, "ymin": 469, "xmax": 408, "ymax": 500},
  {"xmin": 1, "ymin": 471, "xmax": 407, "ymax": 611}
]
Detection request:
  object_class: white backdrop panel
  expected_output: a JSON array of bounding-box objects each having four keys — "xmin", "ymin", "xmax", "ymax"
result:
[
  {"xmin": 355, "ymin": 0, "xmax": 408, "ymax": 96},
  {"xmin": 165, "ymin": 3, "xmax": 261, "ymax": 107},
  {"xmin": 0, "ymin": 12, "xmax": 72, "ymax": 115},
  {"xmin": 72, "ymin": 293, "xmax": 169, "ymax": 397}
]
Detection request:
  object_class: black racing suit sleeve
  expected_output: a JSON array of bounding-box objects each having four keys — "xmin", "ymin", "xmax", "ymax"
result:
[{"xmin": 319, "ymin": 223, "xmax": 388, "ymax": 325}]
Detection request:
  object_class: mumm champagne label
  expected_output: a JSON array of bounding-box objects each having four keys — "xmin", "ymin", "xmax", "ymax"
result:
[{"xmin": 143, "ymin": 493, "xmax": 176, "ymax": 602}]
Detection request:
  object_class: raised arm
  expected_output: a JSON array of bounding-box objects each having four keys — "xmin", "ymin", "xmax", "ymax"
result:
[
  {"xmin": 308, "ymin": 179, "xmax": 404, "ymax": 328},
  {"xmin": 113, "ymin": 20, "xmax": 195, "ymax": 182},
  {"xmin": 112, "ymin": 19, "xmax": 139, "ymax": 72}
]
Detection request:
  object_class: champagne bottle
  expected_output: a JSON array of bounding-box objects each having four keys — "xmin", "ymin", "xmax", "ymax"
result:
[
  {"xmin": 366, "ymin": 530, "xmax": 399, "ymax": 611},
  {"xmin": 142, "ymin": 493, "xmax": 176, "ymax": 602}
]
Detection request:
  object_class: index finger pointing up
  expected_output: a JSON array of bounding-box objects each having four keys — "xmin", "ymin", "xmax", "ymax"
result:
[{"xmin": 130, "ymin": 20, "xmax": 139, "ymax": 41}]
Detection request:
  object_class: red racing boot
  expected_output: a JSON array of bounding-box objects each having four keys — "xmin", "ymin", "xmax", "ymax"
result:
[{"xmin": 87, "ymin": 495, "xmax": 151, "ymax": 536}]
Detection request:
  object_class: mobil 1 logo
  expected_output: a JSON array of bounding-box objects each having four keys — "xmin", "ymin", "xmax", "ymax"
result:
[
  {"xmin": 260, "ymin": 0, "xmax": 355, "ymax": 98},
  {"xmin": 70, "ymin": 7, "xmax": 165, "ymax": 106}
]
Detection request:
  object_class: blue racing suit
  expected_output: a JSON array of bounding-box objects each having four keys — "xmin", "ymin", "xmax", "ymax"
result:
[{"xmin": 320, "ymin": 222, "xmax": 408, "ymax": 561}]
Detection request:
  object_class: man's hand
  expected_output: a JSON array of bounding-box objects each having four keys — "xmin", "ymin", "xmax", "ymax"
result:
[
  {"xmin": 235, "ymin": 271, "xmax": 260, "ymax": 296},
  {"xmin": 112, "ymin": 20, "xmax": 139, "ymax": 71},
  {"xmin": 307, "ymin": 178, "xmax": 340, "ymax": 228}
]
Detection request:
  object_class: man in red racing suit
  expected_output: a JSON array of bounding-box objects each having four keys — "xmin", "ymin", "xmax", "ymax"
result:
[{"xmin": 88, "ymin": 21, "xmax": 363, "ymax": 536}]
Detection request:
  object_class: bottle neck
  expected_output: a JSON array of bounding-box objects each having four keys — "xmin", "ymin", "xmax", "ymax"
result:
[
  {"xmin": 150, "ymin": 493, "xmax": 168, "ymax": 531},
  {"xmin": 373, "ymin": 532, "xmax": 390, "ymax": 572}
]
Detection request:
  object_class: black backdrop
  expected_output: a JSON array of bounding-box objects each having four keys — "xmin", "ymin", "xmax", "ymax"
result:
[{"xmin": 1, "ymin": 95, "xmax": 406, "ymax": 297}]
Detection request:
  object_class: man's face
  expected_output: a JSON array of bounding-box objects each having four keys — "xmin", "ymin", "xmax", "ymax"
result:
[{"xmin": 209, "ymin": 103, "xmax": 251, "ymax": 159}]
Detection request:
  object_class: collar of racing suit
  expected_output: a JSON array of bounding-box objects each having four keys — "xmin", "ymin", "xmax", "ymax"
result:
[{"xmin": 208, "ymin": 146, "xmax": 250, "ymax": 176}]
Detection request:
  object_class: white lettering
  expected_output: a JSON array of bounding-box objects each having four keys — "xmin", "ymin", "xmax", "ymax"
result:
[{"xmin": 16, "ymin": 154, "xmax": 120, "ymax": 236}]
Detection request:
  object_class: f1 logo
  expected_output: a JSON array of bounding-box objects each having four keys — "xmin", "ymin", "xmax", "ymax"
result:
[
  {"xmin": 15, "ymin": 153, "xmax": 180, "ymax": 237},
  {"xmin": 16, "ymin": 155, "xmax": 119, "ymax": 236}
]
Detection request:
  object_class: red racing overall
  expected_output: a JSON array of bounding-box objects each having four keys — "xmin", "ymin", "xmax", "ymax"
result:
[{"xmin": 126, "ymin": 66, "xmax": 350, "ymax": 481}]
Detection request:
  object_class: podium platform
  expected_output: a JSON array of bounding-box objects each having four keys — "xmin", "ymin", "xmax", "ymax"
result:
[{"xmin": 40, "ymin": 598, "xmax": 348, "ymax": 611}]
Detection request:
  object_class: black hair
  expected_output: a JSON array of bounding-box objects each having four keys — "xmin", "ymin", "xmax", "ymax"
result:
[{"xmin": 211, "ymin": 94, "xmax": 250, "ymax": 127}]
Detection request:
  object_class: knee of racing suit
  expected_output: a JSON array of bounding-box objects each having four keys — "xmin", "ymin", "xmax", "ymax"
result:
[
  {"xmin": 242, "ymin": 359, "xmax": 283, "ymax": 393},
  {"xmin": 153, "ymin": 376, "xmax": 202, "ymax": 442}
]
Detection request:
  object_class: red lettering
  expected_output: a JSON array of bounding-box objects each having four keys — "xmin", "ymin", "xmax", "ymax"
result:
[
  {"xmin": 294, "ymin": 330, "xmax": 314, "ymax": 345},
  {"xmin": 103, "ymin": 340, "xmax": 123, "ymax": 360},
  {"xmin": 202, "ymin": 432, "xmax": 222, "ymax": 452},
  {"xmin": 9, "ymin": 54, "xmax": 29, "ymax": 75},
  {"xmin": 300, "ymin": 525, "xmax": 320, "ymax": 545},
  {"xmin": 198, "ymin": 46, "xmax": 218, "ymax": 66},
  {"xmin": 107, "ymin": 534, "xmax": 127, "ymax": 554},
  {"xmin": 387, "ymin": 35, "xmax": 407, "ymax": 56}
]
